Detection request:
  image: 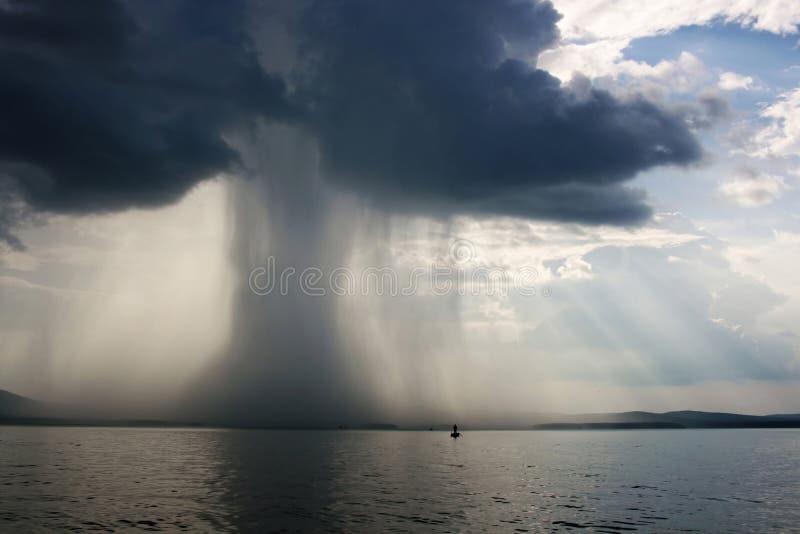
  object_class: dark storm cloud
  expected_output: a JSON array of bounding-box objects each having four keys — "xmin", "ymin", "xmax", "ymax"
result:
[
  {"xmin": 471, "ymin": 183, "xmax": 653, "ymax": 225},
  {"xmin": 294, "ymin": 0, "xmax": 703, "ymax": 224},
  {"xmin": 0, "ymin": 0, "xmax": 292, "ymax": 223},
  {"xmin": 0, "ymin": 0, "xmax": 705, "ymax": 247}
]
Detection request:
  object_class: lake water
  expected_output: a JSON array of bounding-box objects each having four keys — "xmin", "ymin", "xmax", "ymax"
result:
[{"xmin": 0, "ymin": 427, "xmax": 798, "ymax": 532}]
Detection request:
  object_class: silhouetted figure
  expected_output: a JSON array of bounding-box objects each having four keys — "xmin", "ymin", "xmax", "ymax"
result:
[{"xmin": 450, "ymin": 424, "xmax": 461, "ymax": 438}]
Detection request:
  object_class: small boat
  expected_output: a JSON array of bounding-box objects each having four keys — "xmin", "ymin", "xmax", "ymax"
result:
[{"xmin": 450, "ymin": 424, "xmax": 460, "ymax": 438}]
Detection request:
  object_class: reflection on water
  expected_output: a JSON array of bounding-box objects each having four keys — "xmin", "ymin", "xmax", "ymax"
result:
[{"xmin": 0, "ymin": 427, "xmax": 798, "ymax": 531}]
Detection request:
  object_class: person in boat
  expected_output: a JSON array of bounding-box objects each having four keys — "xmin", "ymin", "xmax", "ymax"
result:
[{"xmin": 451, "ymin": 424, "xmax": 460, "ymax": 438}]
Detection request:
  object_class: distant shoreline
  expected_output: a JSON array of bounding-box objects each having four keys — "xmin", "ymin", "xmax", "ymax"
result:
[
  {"xmin": 3, "ymin": 418, "xmax": 800, "ymax": 431},
  {"xmin": 4, "ymin": 390, "xmax": 800, "ymax": 430}
]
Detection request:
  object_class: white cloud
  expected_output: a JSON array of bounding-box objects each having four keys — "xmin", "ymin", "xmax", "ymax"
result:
[
  {"xmin": 552, "ymin": 0, "xmax": 800, "ymax": 41},
  {"xmin": 385, "ymin": 212, "xmax": 705, "ymax": 284},
  {"xmin": 524, "ymin": 224, "xmax": 796, "ymax": 386},
  {"xmin": 728, "ymin": 231, "xmax": 800, "ymax": 292},
  {"xmin": 538, "ymin": 48, "xmax": 715, "ymax": 100},
  {"xmin": 538, "ymin": 38, "xmax": 629, "ymax": 81},
  {"xmin": 719, "ymin": 71, "xmax": 754, "ymax": 91},
  {"xmin": 540, "ymin": 0, "xmax": 797, "ymax": 97},
  {"xmin": 539, "ymin": 43, "xmax": 712, "ymax": 93},
  {"xmin": 726, "ymin": 231, "xmax": 800, "ymax": 347},
  {"xmin": 750, "ymin": 88, "xmax": 800, "ymax": 158},
  {"xmin": 719, "ymin": 167, "xmax": 787, "ymax": 206},
  {"xmin": 557, "ymin": 255, "xmax": 594, "ymax": 280}
]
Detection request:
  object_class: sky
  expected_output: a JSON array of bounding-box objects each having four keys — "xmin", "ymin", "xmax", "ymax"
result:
[{"xmin": 1, "ymin": 0, "xmax": 799, "ymax": 425}]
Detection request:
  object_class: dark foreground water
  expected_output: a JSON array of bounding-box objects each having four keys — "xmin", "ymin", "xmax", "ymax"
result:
[{"xmin": 0, "ymin": 427, "xmax": 798, "ymax": 532}]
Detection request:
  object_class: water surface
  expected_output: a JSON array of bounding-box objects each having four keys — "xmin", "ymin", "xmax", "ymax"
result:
[{"xmin": 1, "ymin": 427, "xmax": 798, "ymax": 531}]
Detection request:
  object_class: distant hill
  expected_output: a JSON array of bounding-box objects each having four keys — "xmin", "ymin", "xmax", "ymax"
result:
[
  {"xmin": 0, "ymin": 389, "xmax": 203, "ymax": 427},
  {"xmin": 0, "ymin": 389, "xmax": 49, "ymax": 417},
  {"xmin": 532, "ymin": 410, "xmax": 800, "ymax": 429}
]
